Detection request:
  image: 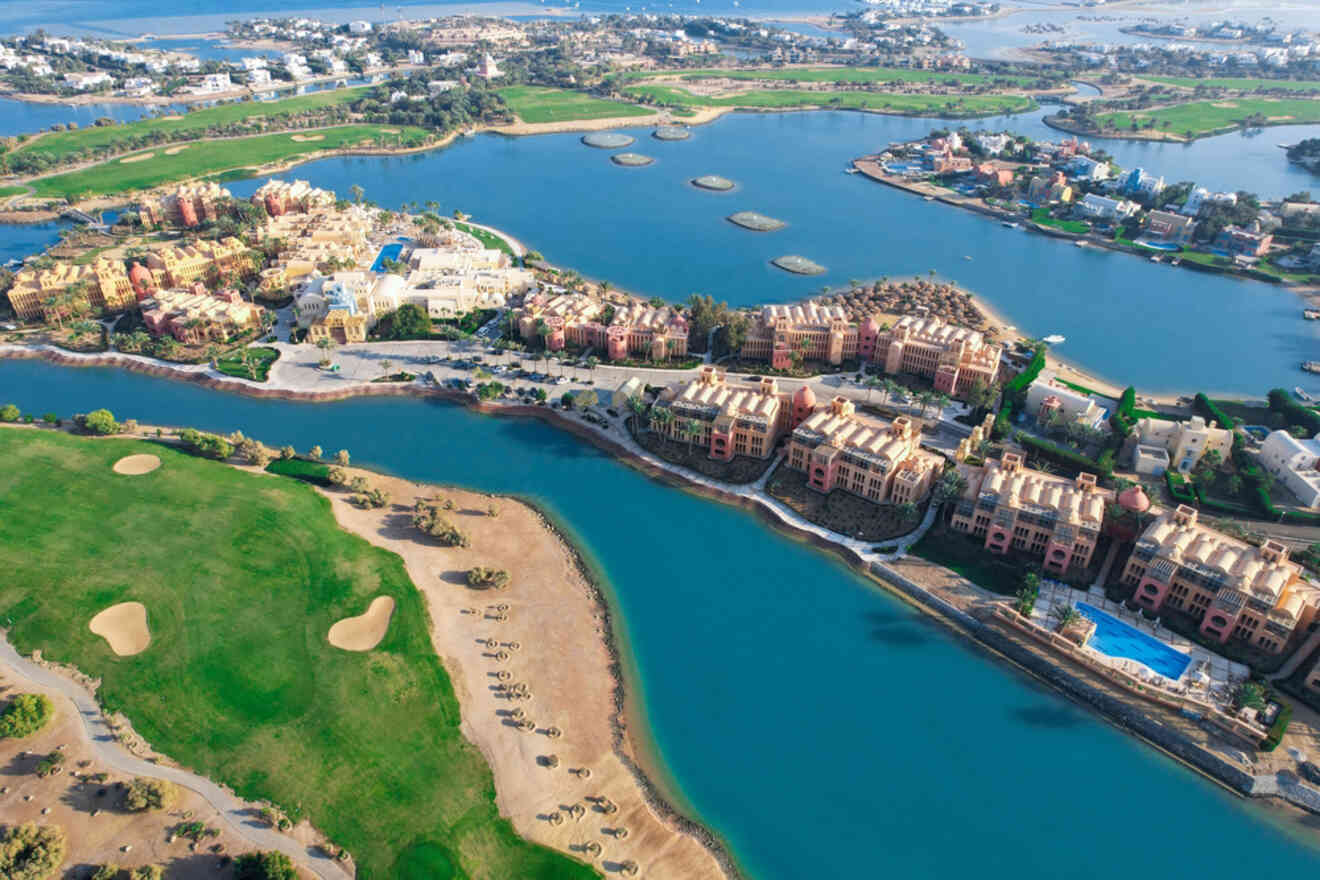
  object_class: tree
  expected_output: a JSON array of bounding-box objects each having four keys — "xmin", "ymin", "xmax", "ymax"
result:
[
  {"xmin": 932, "ymin": 469, "xmax": 968, "ymax": 507},
  {"xmin": 466, "ymin": 567, "xmax": 510, "ymax": 589},
  {"xmin": 896, "ymin": 501, "xmax": 919, "ymax": 524},
  {"xmin": 316, "ymin": 336, "xmax": 336, "ymax": 365},
  {"xmin": 1015, "ymin": 571, "xmax": 1040, "ymax": 618},
  {"xmin": 0, "ymin": 693, "xmax": 52, "ymax": 738},
  {"xmin": 130, "ymin": 867, "xmax": 164, "ymax": 880},
  {"xmin": 334, "ymin": 449, "xmax": 351, "ymax": 466},
  {"xmin": 234, "ymin": 851, "xmax": 298, "ymax": 880},
  {"xmin": 0, "ymin": 403, "xmax": 20, "ymax": 422},
  {"xmin": 574, "ymin": 389, "xmax": 598, "ymax": 411},
  {"xmin": 124, "ymin": 777, "xmax": 177, "ymax": 812},
  {"xmin": 0, "ymin": 823, "xmax": 67, "ymax": 880},
  {"xmin": 1051, "ymin": 603, "xmax": 1081, "ymax": 633},
  {"xmin": 379, "ymin": 358, "xmax": 394, "ymax": 377},
  {"xmin": 386, "ymin": 303, "xmax": 431, "ymax": 340},
  {"xmin": 349, "ymin": 184, "xmax": 365, "ymax": 204},
  {"xmin": 1232, "ymin": 681, "xmax": 1267, "ymax": 712},
  {"xmin": 309, "ymin": 445, "xmax": 323, "ymax": 461},
  {"xmin": 80, "ymin": 408, "xmax": 119, "ymax": 435}
]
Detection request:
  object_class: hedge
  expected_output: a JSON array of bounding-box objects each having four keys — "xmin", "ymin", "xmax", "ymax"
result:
[
  {"xmin": 1165, "ymin": 470, "xmax": 1196, "ymax": 503},
  {"xmin": 1004, "ymin": 348, "xmax": 1046, "ymax": 411},
  {"xmin": 1111, "ymin": 386, "xmax": 1137, "ymax": 435},
  {"xmin": 1268, "ymin": 388, "xmax": 1320, "ymax": 436},
  {"xmin": 1018, "ymin": 433, "xmax": 1112, "ymax": 478},
  {"xmin": 264, "ymin": 458, "xmax": 332, "ymax": 486},
  {"xmin": 1262, "ymin": 700, "xmax": 1293, "ymax": 752},
  {"xmin": 1192, "ymin": 392, "xmax": 1237, "ymax": 429}
]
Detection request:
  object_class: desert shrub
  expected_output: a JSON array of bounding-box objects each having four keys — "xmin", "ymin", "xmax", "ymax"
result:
[
  {"xmin": 77, "ymin": 408, "xmax": 119, "ymax": 435},
  {"xmin": 0, "ymin": 824, "xmax": 68, "ymax": 880},
  {"xmin": 130, "ymin": 866, "xmax": 163, "ymax": 880},
  {"xmin": 124, "ymin": 777, "xmax": 177, "ymax": 812},
  {"xmin": 178, "ymin": 428, "xmax": 233, "ymax": 460},
  {"xmin": 91, "ymin": 865, "xmax": 121, "ymax": 880},
  {"xmin": 234, "ymin": 851, "xmax": 298, "ymax": 880},
  {"xmin": 0, "ymin": 694, "xmax": 52, "ymax": 738},
  {"xmin": 35, "ymin": 752, "xmax": 63, "ymax": 778},
  {"xmin": 466, "ymin": 567, "xmax": 510, "ymax": 589},
  {"xmin": 412, "ymin": 500, "xmax": 469, "ymax": 546}
]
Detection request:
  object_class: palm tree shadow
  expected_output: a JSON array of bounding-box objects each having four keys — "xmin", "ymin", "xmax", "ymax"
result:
[
  {"xmin": 862, "ymin": 610, "xmax": 931, "ymax": 647},
  {"xmin": 1008, "ymin": 703, "xmax": 1084, "ymax": 729}
]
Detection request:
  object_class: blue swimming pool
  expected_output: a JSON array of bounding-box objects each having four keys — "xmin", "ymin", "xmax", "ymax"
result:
[
  {"xmin": 1134, "ymin": 239, "xmax": 1181, "ymax": 252},
  {"xmin": 1076, "ymin": 602, "xmax": 1192, "ymax": 680},
  {"xmin": 369, "ymin": 242, "xmax": 403, "ymax": 273}
]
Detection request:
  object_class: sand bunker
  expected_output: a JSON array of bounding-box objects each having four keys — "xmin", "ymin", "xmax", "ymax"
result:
[
  {"xmin": 159, "ymin": 114, "xmax": 184, "ymax": 120},
  {"xmin": 1211, "ymin": 101, "xmax": 1238, "ymax": 108},
  {"xmin": 89, "ymin": 602, "xmax": 151, "ymax": 656},
  {"xmin": 328, "ymin": 596, "xmax": 396, "ymax": 651},
  {"xmin": 113, "ymin": 454, "xmax": 161, "ymax": 475},
  {"xmin": 380, "ymin": 127, "xmax": 401, "ymax": 133},
  {"xmin": 120, "ymin": 152, "xmax": 155, "ymax": 164},
  {"xmin": 1269, "ymin": 115, "xmax": 1295, "ymax": 122},
  {"xmin": 290, "ymin": 134, "xmax": 325, "ymax": 142},
  {"xmin": 162, "ymin": 145, "xmax": 189, "ymax": 155}
]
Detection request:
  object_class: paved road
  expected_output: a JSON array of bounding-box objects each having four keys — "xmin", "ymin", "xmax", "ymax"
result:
[{"xmin": 0, "ymin": 635, "xmax": 352, "ymax": 880}]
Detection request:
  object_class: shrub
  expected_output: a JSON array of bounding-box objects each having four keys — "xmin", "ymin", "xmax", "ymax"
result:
[
  {"xmin": 91, "ymin": 865, "xmax": 121, "ymax": 880},
  {"xmin": 327, "ymin": 466, "xmax": 347, "ymax": 486},
  {"xmin": 0, "ymin": 824, "xmax": 67, "ymax": 880},
  {"xmin": 466, "ymin": 567, "xmax": 510, "ymax": 589},
  {"xmin": 412, "ymin": 500, "xmax": 469, "ymax": 547},
  {"xmin": 234, "ymin": 851, "xmax": 298, "ymax": 880},
  {"xmin": 178, "ymin": 428, "xmax": 233, "ymax": 460},
  {"xmin": 78, "ymin": 408, "xmax": 119, "ymax": 435},
  {"xmin": 1017, "ymin": 433, "xmax": 1111, "ymax": 478},
  {"xmin": 41, "ymin": 413, "xmax": 57, "ymax": 425},
  {"xmin": 0, "ymin": 694, "xmax": 52, "ymax": 738},
  {"xmin": 1165, "ymin": 470, "xmax": 1196, "ymax": 503},
  {"xmin": 264, "ymin": 458, "xmax": 331, "ymax": 486},
  {"xmin": 353, "ymin": 487, "xmax": 390, "ymax": 509},
  {"xmin": 1193, "ymin": 393, "xmax": 1237, "ymax": 429},
  {"xmin": 124, "ymin": 777, "xmax": 177, "ymax": 812},
  {"xmin": 1110, "ymin": 386, "xmax": 1136, "ymax": 435},
  {"xmin": 1262, "ymin": 700, "xmax": 1293, "ymax": 752},
  {"xmin": 35, "ymin": 752, "xmax": 63, "ymax": 778},
  {"xmin": 130, "ymin": 867, "xmax": 163, "ymax": 880},
  {"xmin": 1003, "ymin": 348, "xmax": 1046, "ymax": 412},
  {"xmin": 1268, "ymin": 388, "xmax": 1320, "ymax": 435},
  {"xmin": 0, "ymin": 403, "xmax": 20, "ymax": 422}
]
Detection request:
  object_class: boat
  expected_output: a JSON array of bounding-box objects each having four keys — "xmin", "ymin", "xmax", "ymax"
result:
[
  {"xmin": 1305, "ymin": 309, "xmax": 1320, "ymax": 320},
  {"xmin": 1150, "ymin": 255, "xmax": 1162, "ymax": 263},
  {"xmin": 963, "ymin": 255, "xmax": 973, "ymax": 261},
  {"xmin": 1074, "ymin": 240, "xmax": 1087, "ymax": 247},
  {"xmin": 2, "ymin": 258, "xmax": 21, "ymax": 269},
  {"xmin": 1303, "ymin": 361, "xmax": 1320, "ymax": 374},
  {"xmin": 1171, "ymin": 258, "xmax": 1181, "ymax": 266},
  {"xmin": 844, "ymin": 167, "xmax": 858, "ymax": 174},
  {"xmin": 1002, "ymin": 221, "xmax": 1020, "ymax": 229},
  {"xmin": 1296, "ymin": 387, "xmax": 1316, "ymax": 403},
  {"xmin": 1043, "ymin": 334, "xmax": 1066, "ymax": 345},
  {"xmin": 923, "ymin": 195, "xmax": 935, "ymax": 201}
]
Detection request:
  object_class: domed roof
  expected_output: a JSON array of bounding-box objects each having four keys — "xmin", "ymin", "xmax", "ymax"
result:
[
  {"xmin": 862, "ymin": 315, "xmax": 882, "ymax": 332},
  {"xmin": 128, "ymin": 262, "xmax": 152, "ymax": 286},
  {"xmin": 1118, "ymin": 485, "xmax": 1151, "ymax": 514},
  {"xmin": 793, "ymin": 385, "xmax": 816, "ymax": 409}
]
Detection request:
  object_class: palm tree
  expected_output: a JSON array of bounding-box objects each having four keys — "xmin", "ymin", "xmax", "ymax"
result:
[
  {"xmin": 896, "ymin": 501, "xmax": 918, "ymax": 525},
  {"xmin": 652, "ymin": 407, "xmax": 675, "ymax": 446},
  {"xmin": 316, "ymin": 336, "xmax": 336, "ymax": 365},
  {"xmin": 1051, "ymin": 603, "xmax": 1081, "ymax": 633},
  {"xmin": 684, "ymin": 418, "xmax": 700, "ymax": 454},
  {"xmin": 380, "ymin": 358, "xmax": 394, "ymax": 378},
  {"xmin": 350, "ymin": 184, "xmax": 365, "ymax": 204},
  {"xmin": 627, "ymin": 394, "xmax": 648, "ymax": 430},
  {"xmin": 585, "ymin": 355, "xmax": 599, "ymax": 384},
  {"xmin": 865, "ymin": 377, "xmax": 880, "ymax": 401}
]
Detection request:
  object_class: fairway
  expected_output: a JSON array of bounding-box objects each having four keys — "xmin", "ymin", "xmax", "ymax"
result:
[
  {"xmin": 0, "ymin": 428, "xmax": 596, "ymax": 880},
  {"xmin": 30, "ymin": 125, "xmax": 429, "ymax": 199},
  {"xmin": 496, "ymin": 86, "xmax": 651, "ymax": 124},
  {"xmin": 622, "ymin": 66, "xmax": 1052, "ymax": 88},
  {"xmin": 12, "ymin": 87, "xmax": 369, "ymax": 164},
  {"xmin": 1142, "ymin": 75, "xmax": 1320, "ymax": 93},
  {"xmin": 624, "ymin": 83, "xmax": 1034, "ymax": 117},
  {"xmin": 1094, "ymin": 96, "xmax": 1320, "ymax": 138}
]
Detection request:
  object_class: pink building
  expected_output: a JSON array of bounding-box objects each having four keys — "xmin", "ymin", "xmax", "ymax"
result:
[
  {"xmin": 740, "ymin": 303, "xmax": 859, "ymax": 369},
  {"xmin": 787, "ymin": 396, "xmax": 943, "ymax": 505},
  {"xmin": 516, "ymin": 294, "xmax": 688, "ymax": 362},
  {"xmin": 654, "ymin": 366, "xmax": 785, "ymax": 460},
  {"xmin": 949, "ymin": 453, "xmax": 1109, "ymax": 575},
  {"xmin": 870, "ymin": 314, "xmax": 1001, "ymax": 399}
]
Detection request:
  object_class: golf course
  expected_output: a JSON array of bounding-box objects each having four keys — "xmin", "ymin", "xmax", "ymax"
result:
[
  {"xmin": 623, "ymin": 83, "xmax": 1035, "ymax": 116},
  {"xmin": 0, "ymin": 426, "xmax": 596, "ymax": 880},
  {"xmin": 495, "ymin": 86, "xmax": 652, "ymax": 124},
  {"xmin": 1093, "ymin": 96, "xmax": 1320, "ymax": 139}
]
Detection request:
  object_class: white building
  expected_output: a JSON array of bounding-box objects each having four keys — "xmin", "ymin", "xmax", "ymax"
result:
[
  {"xmin": 973, "ymin": 133, "xmax": 1012, "ymax": 156},
  {"xmin": 1024, "ymin": 369, "xmax": 1108, "ymax": 430},
  {"xmin": 1077, "ymin": 193, "xmax": 1139, "ymax": 222},
  {"xmin": 62, "ymin": 71, "xmax": 113, "ymax": 90},
  {"xmin": 1066, "ymin": 155, "xmax": 1110, "ymax": 181},
  {"xmin": 1260, "ymin": 430, "xmax": 1320, "ymax": 508},
  {"xmin": 1129, "ymin": 415, "xmax": 1234, "ymax": 475},
  {"xmin": 407, "ymin": 49, "xmax": 426, "ymax": 65},
  {"xmin": 195, "ymin": 72, "xmax": 233, "ymax": 94},
  {"xmin": 348, "ymin": 20, "xmax": 373, "ymax": 34}
]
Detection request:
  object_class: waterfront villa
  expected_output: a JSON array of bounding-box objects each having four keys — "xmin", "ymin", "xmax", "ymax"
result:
[
  {"xmin": 1143, "ymin": 210, "xmax": 1197, "ymax": 245},
  {"xmin": 6, "ymin": 257, "xmax": 134, "ymax": 321},
  {"xmin": 1259, "ymin": 429, "xmax": 1320, "ymax": 508},
  {"xmin": 1214, "ymin": 225, "xmax": 1273, "ymax": 259},
  {"xmin": 516, "ymin": 293, "xmax": 689, "ymax": 361},
  {"xmin": 138, "ymin": 181, "xmax": 231, "ymax": 229},
  {"xmin": 869, "ymin": 314, "xmax": 1002, "ymax": 398},
  {"xmin": 1024, "ymin": 369, "xmax": 1107, "ymax": 430},
  {"xmin": 653, "ymin": 366, "xmax": 784, "ymax": 460},
  {"xmin": 140, "ymin": 284, "xmax": 263, "ymax": 343},
  {"xmin": 786, "ymin": 396, "xmax": 943, "ymax": 505},
  {"xmin": 950, "ymin": 453, "xmax": 1109, "ymax": 576},
  {"xmin": 1076, "ymin": 193, "xmax": 1139, "ymax": 223},
  {"xmin": 1026, "ymin": 172, "xmax": 1073, "ymax": 205},
  {"xmin": 1126, "ymin": 415, "xmax": 1233, "ymax": 476},
  {"xmin": 1121, "ymin": 504, "xmax": 1320, "ymax": 654}
]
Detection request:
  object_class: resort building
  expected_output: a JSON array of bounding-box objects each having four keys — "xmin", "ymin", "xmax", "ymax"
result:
[
  {"xmin": 138, "ymin": 182, "xmax": 231, "ymax": 229},
  {"xmin": 144, "ymin": 237, "xmax": 250, "ymax": 289},
  {"xmin": 1259, "ymin": 429, "xmax": 1320, "ymax": 508},
  {"xmin": 251, "ymin": 179, "xmax": 335, "ymax": 216},
  {"xmin": 140, "ymin": 283, "xmax": 263, "ymax": 344},
  {"xmin": 786, "ymin": 396, "xmax": 943, "ymax": 505},
  {"xmin": 1127, "ymin": 415, "xmax": 1233, "ymax": 476},
  {"xmin": 868, "ymin": 314, "xmax": 1002, "ymax": 398},
  {"xmin": 294, "ymin": 272, "xmax": 405, "ymax": 339},
  {"xmin": 612, "ymin": 376, "xmax": 644, "ymax": 410},
  {"xmin": 1024, "ymin": 369, "xmax": 1106, "ymax": 430},
  {"xmin": 6, "ymin": 258, "xmax": 135, "ymax": 321},
  {"xmin": 653, "ymin": 366, "xmax": 785, "ymax": 460},
  {"xmin": 740, "ymin": 303, "xmax": 858, "ymax": 369},
  {"xmin": 950, "ymin": 453, "xmax": 1109, "ymax": 576},
  {"xmin": 257, "ymin": 207, "xmax": 372, "ymax": 292},
  {"xmin": 1143, "ymin": 210, "xmax": 1197, "ymax": 245},
  {"xmin": 1121, "ymin": 505, "xmax": 1320, "ymax": 654},
  {"xmin": 515, "ymin": 293, "xmax": 688, "ymax": 361}
]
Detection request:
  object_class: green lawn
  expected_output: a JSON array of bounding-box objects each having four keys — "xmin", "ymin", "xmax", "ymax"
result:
[
  {"xmin": 1030, "ymin": 207, "xmax": 1090, "ymax": 234},
  {"xmin": 0, "ymin": 428, "xmax": 596, "ymax": 880},
  {"xmin": 1143, "ymin": 75, "xmax": 1320, "ymax": 93},
  {"xmin": 30, "ymin": 125, "xmax": 429, "ymax": 199},
  {"xmin": 216, "ymin": 346, "xmax": 280, "ymax": 382},
  {"xmin": 1094, "ymin": 97, "xmax": 1320, "ymax": 138},
  {"xmin": 0, "ymin": 184, "xmax": 27, "ymax": 198},
  {"xmin": 908, "ymin": 526, "xmax": 1023, "ymax": 596},
  {"xmin": 625, "ymin": 84, "xmax": 1033, "ymax": 117},
  {"xmin": 625, "ymin": 66, "xmax": 1049, "ymax": 88},
  {"xmin": 495, "ymin": 86, "xmax": 651, "ymax": 124},
  {"xmin": 14, "ymin": 87, "xmax": 369, "ymax": 164},
  {"xmin": 453, "ymin": 221, "xmax": 516, "ymax": 258}
]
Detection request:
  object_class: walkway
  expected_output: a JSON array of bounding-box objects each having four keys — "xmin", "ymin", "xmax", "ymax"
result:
[{"xmin": 0, "ymin": 635, "xmax": 352, "ymax": 880}]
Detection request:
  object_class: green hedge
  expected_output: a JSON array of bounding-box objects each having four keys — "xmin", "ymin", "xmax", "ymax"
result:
[
  {"xmin": 1018, "ymin": 433, "xmax": 1112, "ymax": 478},
  {"xmin": 1268, "ymin": 388, "xmax": 1320, "ymax": 435},
  {"xmin": 1193, "ymin": 392, "xmax": 1237, "ymax": 429},
  {"xmin": 1166, "ymin": 470, "xmax": 1196, "ymax": 503},
  {"xmin": 1004, "ymin": 349, "xmax": 1046, "ymax": 413},
  {"xmin": 1262, "ymin": 700, "xmax": 1293, "ymax": 752},
  {"xmin": 1111, "ymin": 386, "xmax": 1137, "ymax": 435},
  {"xmin": 264, "ymin": 458, "xmax": 332, "ymax": 486}
]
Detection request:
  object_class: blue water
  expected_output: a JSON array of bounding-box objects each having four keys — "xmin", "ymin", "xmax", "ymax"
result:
[
  {"xmin": 1077, "ymin": 602, "xmax": 1193, "ymax": 680},
  {"xmin": 2, "ymin": 359, "xmax": 1318, "ymax": 878},
  {"xmin": 0, "ymin": 96, "xmax": 169, "ymax": 137},
  {"xmin": 369, "ymin": 242, "xmax": 403, "ymax": 273}
]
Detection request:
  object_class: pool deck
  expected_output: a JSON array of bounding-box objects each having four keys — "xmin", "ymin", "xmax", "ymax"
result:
[{"xmin": 1031, "ymin": 580, "xmax": 1249, "ymax": 702}]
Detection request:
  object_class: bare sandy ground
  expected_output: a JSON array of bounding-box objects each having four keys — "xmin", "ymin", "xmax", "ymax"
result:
[
  {"xmin": 163, "ymin": 145, "xmax": 190, "ymax": 156},
  {"xmin": 322, "ymin": 473, "xmax": 727, "ymax": 880},
  {"xmin": 119, "ymin": 152, "xmax": 156, "ymax": 164},
  {"xmin": 89, "ymin": 602, "xmax": 151, "ymax": 656},
  {"xmin": 327, "ymin": 596, "xmax": 395, "ymax": 651},
  {"xmin": 0, "ymin": 669, "xmax": 267, "ymax": 879},
  {"xmin": 289, "ymin": 134, "xmax": 325, "ymax": 142},
  {"xmin": 160, "ymin": 115, "xmax": 185, "ymax": 120},
  {"xmin": 113, "ymin": 454, "xmax": 161, "ymax": 475},
  {"xmin": 379, "ymin": 128, "xmax": 401, "ymax": 134}
]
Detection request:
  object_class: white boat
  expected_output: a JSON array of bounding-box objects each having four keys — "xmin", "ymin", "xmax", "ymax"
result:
[
  {"xmin": 1150, "ymin": 255, "xmax": 1162, "ymax": 263},
  {"xmin": 1042, "ymin": 334, "xmax": 1065, "ymax": 345},
  {"xmin": 1002, "ymin": 221, "xmax": 1020, "ymax": 229},
  {"xmin": 923, "ymin": 195, "xmax": 935, "ymax": 201},
  {"xmin": 1074, "ymin": 240, "xmax": 1087, "ymax": 247},
  {"xmin": 1295, "ymin": 387, "xmax": 1315, "ymax": 403},
  {"xmin": 844, "ymin": 167, "xmax": 858, "ymax": 174}
]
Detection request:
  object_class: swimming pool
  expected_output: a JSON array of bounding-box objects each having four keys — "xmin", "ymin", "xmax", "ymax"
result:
[
  {"xmin": 369, "ymin": 242, "xmax": 403, "ymax": 273},
  {"xmin": 1075, "ymin": 602, "xmax": 1192, "ymax": 680},
  {"xmin": 1134, "ymin": 239, "xmax": 1181, "ymax": 252}
]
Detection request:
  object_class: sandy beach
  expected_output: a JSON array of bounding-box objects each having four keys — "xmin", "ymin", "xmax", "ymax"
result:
[{"xmin": 322, "ymin": 472, "xmax": 731, "ymax": 880}]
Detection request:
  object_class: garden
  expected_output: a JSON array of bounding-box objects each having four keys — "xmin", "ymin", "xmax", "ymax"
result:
[{"xmin": 765, "ymin": 461, "xmax": 925, "ymax": 542}]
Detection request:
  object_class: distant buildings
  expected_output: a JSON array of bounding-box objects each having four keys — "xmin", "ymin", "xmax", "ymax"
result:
[
  {"xmin": 251, "ymin": 179, "xmax": 335, "ymax": 216},
  {"xmin": 1143, "ymin": 210, "xmax": 1196, "ymax": 244},
  {"xmin": 950, "ymin": 452, "xmax": 1108, "ymax": 576},
  {"xmin": 1213, "ymin": 225, "xmax": 1273, "ymax": 258},
  {"xmin": 740, "ymin": 303, "xmax": 858, "ymax": 369},
  {"xmin": 516, "ymin": 292, "xmax": 688, "ymax": 362},
  {"xmin": 1122, "ymin": 504, "xmax": 1319, "ymax": 654},
  {"xmin": 138, "ymin": 182, "xmax": 231, "ymax": 229},
  {"xmin": 787, "ymin": 396, "xmax": 942, "ymax": 505},
  {"xmin": 654, "ymin": 366, "xmax": 784, "ymax": 460},
  {"xmin": 1118, "ymin": 167, "xmax": 1165, "ymax": 199},
  {"xmin": 1076, "ymin": 193, "xmax": 1140, "ymax": 222},
  {"xmin": 144, "ymin": 237, "xmax": 249, "ymax": 289},
  {"xmin": 1027, "ymin": 171, "xmax": 1073, "ymax": 205},
  {"xmin": 1259, "ymin": 429, "xmax": 1320, "ymax": 508}
]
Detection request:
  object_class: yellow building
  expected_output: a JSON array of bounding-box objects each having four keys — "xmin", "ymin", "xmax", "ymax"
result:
[
  {"xmin": 7, "ymin": 257, "xmax": 134, "ymax": 321},
  {"xmin": 145, "ymin": 237, "xmax": 249, "ymax": 288}
]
